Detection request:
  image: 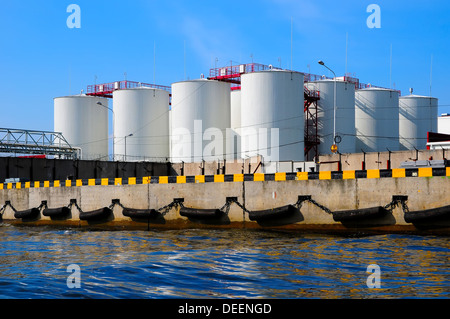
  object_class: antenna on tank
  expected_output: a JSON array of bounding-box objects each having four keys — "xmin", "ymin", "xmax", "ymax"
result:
[
  {"xmin": 389, "ymin": 44, "xmax": 392, "ymax": 89},
  {"xmin": 290, "ymin": 17, "xmax": 293, "ymax": 70},
  {"xmin": 153, "ymin": 41, "xmax": 156, "ymax": 84},
  {"xmin": 430, "ymin": 54, "xmax": 433, "ymax": 97},
  {"xmin": 184, "ymin": 40, "xmax": 187, "ymax": 80},
  {"xmin": 345, "ymin": 32, "xmax": 348, "ymax": 75}
]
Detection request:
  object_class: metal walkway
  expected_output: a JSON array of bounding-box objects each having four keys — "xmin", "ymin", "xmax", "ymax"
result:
[{"xmin": 0, "ymin": 128, "xmax": 81, "ymax": 159}]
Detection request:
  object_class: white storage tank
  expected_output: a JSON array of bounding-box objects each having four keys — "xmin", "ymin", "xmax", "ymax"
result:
[
  {"xmin": 355, "ymin": 87, "xmax": 400, "ymax": 152},
  {"xmin": 240, "ymin": 70, "xmax": 304, "ymax": 162},
  {"xmin": 305, "ymin": 79, "xmax": 356, "ymax": 154},
  {"xmin": 113, "ymin": 87, "xmax": 170, "ymax": 162},
  {"xmin": 399, "ymin": 94, "xmax": 438, "ymax": 150},
  {"xmin": 170, "ymin": 79, "xmax": 231, "ymax": 163},
  {"xmin": 54, "ymin": 95, "xmax": 109, "ymax": 160}
]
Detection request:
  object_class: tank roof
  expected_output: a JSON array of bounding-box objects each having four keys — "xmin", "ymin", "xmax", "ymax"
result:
[{"xmin": 400, "ymin": 94, "xmax": 437, "ymax": 99}]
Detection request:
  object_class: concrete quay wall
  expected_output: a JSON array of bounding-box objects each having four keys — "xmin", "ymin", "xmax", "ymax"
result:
[{"xmin": 0, "ymin": 168, "xmax": 449, "ymax": 234}]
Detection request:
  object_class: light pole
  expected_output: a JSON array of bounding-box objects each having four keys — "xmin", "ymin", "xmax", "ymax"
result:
[
  {"xmin": 124, "ymin": 133, "xmax": 133, "ymax": 161},
  {"xmin": 97, "ymin": 101, "xmax": 115, "ymax": 161},
  {"xmin": 318, "ymin": 60, "xmax": 337, "ymax": 151}
]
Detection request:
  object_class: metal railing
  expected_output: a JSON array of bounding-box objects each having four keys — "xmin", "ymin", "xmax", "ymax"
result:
[{"xmin": 86, "ymin": 80, "xmax": 171, "ymax": 97}]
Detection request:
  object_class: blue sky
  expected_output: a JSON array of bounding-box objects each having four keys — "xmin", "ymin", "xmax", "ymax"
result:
[{"xmin": 1, "ymin": 0, "xmax": 449, "ymax": 132}]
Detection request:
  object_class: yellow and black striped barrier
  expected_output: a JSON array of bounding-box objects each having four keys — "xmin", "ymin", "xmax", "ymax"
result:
[{"xmin": 1, "ymin": 167, "xmax": 449, "ymax": 190}]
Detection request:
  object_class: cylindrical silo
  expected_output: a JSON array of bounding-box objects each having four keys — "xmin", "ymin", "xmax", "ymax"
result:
[
  {"xmin": 305, "ymin": 79, "xmax": 356, "ymax": 154},
  {"xmin": 399, "ymin": 94, "xmax": 438, "ymax": 150},
  {"xmin": 170, "ymin": 79, "xmax": 231, "ymax": 163},
  {"xmin": 113, "ymin": 87, "xmax": 170, "ymax": 162},
  {"xmin": 240, "ymin": 70, "xmax": 304, "ymax": 162},
  {"xmin": 355, "ymin": 88, "xmax": 400, "ymax": 152},
  {"xmin": 54, "ymin": 95, "xmax": 109, "ymax": 160}
]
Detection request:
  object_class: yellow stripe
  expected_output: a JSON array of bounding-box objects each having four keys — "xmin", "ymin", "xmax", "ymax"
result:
[
  {"xmin": 128, "ymin": 177, "xmax": 136, "ymax": 185},
  {"xmin": 214, "ymin": 175, "xmax": 224, "ymax": 183},
  {"xmin": 418, "ymin": 167, "xmax": 433, "ymax": 177},
  {"xmin": 195, "ymin": 175, "xmax": 205, "ymax": 183},
  {"xmin": 16, "ymin": 182, "xmax": 21, "ymax": 189},
  {"xmin": 76, "ymin": 179, "xmax": 82, "ymax": 187},
  {"xmin": 101, "ymin": 178, "xmax": 109, "ymax": 186},
  {"xmin": 367, "ymin": 169, "xmax": 380, "ymax": 179},
  {"xmin": 34, "ymin": 181, "xmax": 40, "ymax": 188},
  {"xmin": 392, "ymin": 168, "xmax": 405, "ymax": 178},
  {"xmin": 159, "ymin": 176, "xmax": 168, "ymax": 184},
  {"xmin": 88, "ymin": 179, "xmax": 96, "ymax": 186},
  {"xmin": 319, "ymin": 171, "xmax": 331, "ymax": 180},
  {"xmin": 343, "ymin": 170, "xmax": 355, "ymax": 180},
  {"xmin": 44, "ymin": 181, "xmax": 50, "ymax": 188},
  {"xmin": 25, "ymin": 182, "xmax": 30, "ymax": 189},
  {"xmin": 54, "ymin": 180, "xmax": 60, "ymax": 188},
  {"xmin": 7, "ymin": 183, "xmax": 12, "ymax": 189},
  {"xmin": 253, "ymin": 173, "xmax": 264, "ymax": 182},
  {"xmin": 0, "ymin": 183, "xmax": 3, "ymax": 190},
  {"xmin": 233, "ymin": 174, "xmax": 244, "ymax": 182},
  {"xmin": 114, "ymin": 178, "xmax": 122, "ymax": 185},
  {"xmin": 297, "ymin": 172, "xmax": 308, "ymax": 180},
  {"xmin": 143, "ymin": 176, "xmax": 151, "ymax": 184},
  {"xmin": 177, "ymin": 176, "xmax": 186, "ymax": 184},
  {"xmin": 275, "ymin": 172, "xmax": 286, "ymax": 181},
  {"xmin": 447, "ymin": 167, "xmax": 450, "ymax": 177},
  {"xmin": 65, "ymin": 180, "xmax": 72, "ymax": 187}
]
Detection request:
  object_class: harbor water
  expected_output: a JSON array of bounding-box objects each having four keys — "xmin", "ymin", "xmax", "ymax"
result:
[{"xmin": 0, "ymin": 224, "xmax": 448, "ymax": 299}]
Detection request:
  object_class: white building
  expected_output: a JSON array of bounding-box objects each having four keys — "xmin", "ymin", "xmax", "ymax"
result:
[{"xmin": 438, "ymin": 113, "xmax": 450, "ymax": 135}]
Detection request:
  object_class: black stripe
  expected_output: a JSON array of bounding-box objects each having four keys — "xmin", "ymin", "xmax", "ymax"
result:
[
  {"xmin": 224, "ymin": 174, "xmax": 234, "ymax": 182},
  {"xmin": 286, "ymin": 172, "xmax": 297, "ymax": 180},
  {"xmin": 308, "ymin": 172, "xmax": 319, "ymax": 180},
  {"xmin": 168, "ymin": 176, "xmax": 177, "ymax": 183},
  {"xmin": 331, "ymin": 171, "xmax": 343, "ymax": 180},
  {"xmin": 355, "ymin": 170, "xmax": 367, "ymax": 179},
  {"xmin": 244, "ymin": 174, "xmax": 254, "ymax": 181},
  {"xmin": 185, "ymin": 176, "xmax": 195, "ymax": 183},
  {"xmin": 405, "ymin": 168, "xmax": 418, "ymax": 177},
  {"xmin": 379, "ymin": 169, "xmax": 392, "ymax": 178},
  {"xmin": 432, "ymin": 168, "xmax": 446, "ymax": 177}
]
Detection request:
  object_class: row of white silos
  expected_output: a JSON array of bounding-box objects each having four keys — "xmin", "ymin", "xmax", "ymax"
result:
[
  {"xmin": 356, "ymin": 89, "xmax": 438, "ymax": 153},
  {"xmin": 53, "ymin": 72, "xmax": 438, "ymax": 162},
  {"xmin": 54, "ymin": 88, "xmax": 171, "ymax": 161},
  {"xmin": 170, "ymin": 69, "xmax": 305, "ymax": 163},
  {"xmin": 304, "ymin": 81, "xmax": 438, "ymax": 154}
]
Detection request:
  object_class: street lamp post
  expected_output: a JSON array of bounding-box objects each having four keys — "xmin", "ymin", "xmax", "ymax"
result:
[
  {"xmin": 124, "ymin": 133, "xmax": 133, "ymax": 161},
  {"xmin": 97, "ymin": 101, "xmax": 115, "ymax": 161},
  {"xmin": 318, "ymin": 60, "xmax": 337, "ymax": 150}
]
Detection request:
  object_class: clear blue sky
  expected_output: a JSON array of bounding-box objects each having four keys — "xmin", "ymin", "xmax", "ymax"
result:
[{"xmin": 1, "ymin": 0, "xmax": 449, "ymax": 132}]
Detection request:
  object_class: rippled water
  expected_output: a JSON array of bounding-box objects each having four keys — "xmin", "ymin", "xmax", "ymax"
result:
[{"xmin": 0, "ymin": 224, "xmax": 448, "ymax": 299}]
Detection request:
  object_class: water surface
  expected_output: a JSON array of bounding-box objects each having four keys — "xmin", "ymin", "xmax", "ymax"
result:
[{"xmin": 0, "ymin": 224, "xmax": 448, "ymax": 299}]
